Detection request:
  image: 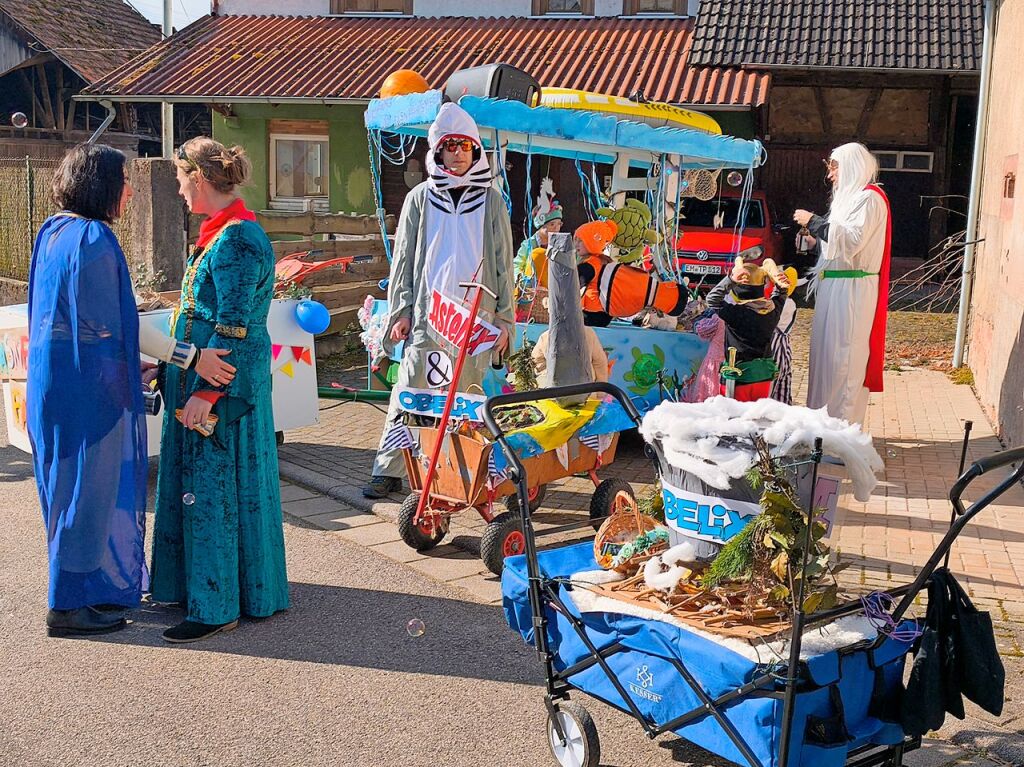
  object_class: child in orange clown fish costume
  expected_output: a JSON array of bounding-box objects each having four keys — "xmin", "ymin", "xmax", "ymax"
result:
[{"xmin": 575, "ymin": 220, "xmax": 688, "ymax": 327}]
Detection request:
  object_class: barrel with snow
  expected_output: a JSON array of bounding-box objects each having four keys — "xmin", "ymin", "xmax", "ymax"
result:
[{"xmin": 639, "ymin": 397, "xmax": 883, "ymax": 560}]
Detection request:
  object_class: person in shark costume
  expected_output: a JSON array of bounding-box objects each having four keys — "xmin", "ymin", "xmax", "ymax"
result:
[{"xmin": 363, "ymin": 103, "xmax": 515, "ymax": 499}]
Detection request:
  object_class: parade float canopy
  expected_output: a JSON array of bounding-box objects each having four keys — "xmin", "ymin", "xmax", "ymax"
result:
[{"xmin": 364, "ymin": 90, "xmax": 764, "ymax": 171}]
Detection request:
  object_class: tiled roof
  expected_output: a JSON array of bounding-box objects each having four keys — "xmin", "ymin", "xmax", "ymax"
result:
[
  {"xmin": 690, "ymin": 0, "xmax": 983, "ymax": 72},
  {"xmin": 0, "ymin": 0, "xmax": 161, "ymax": 83},
  {"xmin": 84, "ymin": 14, "xmax": 770, "ymax": 107}
]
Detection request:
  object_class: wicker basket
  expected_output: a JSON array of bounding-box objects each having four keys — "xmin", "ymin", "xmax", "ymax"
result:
[
  {"xmin": 594, "ymin": 496, "xmax": 667, "ymax": 573},
  {"xmin": 525, "ymin": 287, "xmax": 549, "ymax": 325}
]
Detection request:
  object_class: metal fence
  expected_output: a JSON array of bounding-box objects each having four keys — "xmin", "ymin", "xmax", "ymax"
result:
[{"xmin": 0, "ymin": 156, "xmax": 136, "ymax": 282}]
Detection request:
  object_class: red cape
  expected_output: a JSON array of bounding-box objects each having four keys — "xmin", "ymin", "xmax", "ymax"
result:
[{"xmin": 864, "ymin": 184, "xmax": 891, "ymax": 393}]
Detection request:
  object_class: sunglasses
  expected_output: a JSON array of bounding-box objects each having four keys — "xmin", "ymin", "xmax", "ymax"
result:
[{"xmin": 442, "ymin": 138, "xmax": 475, "ymax": 153}]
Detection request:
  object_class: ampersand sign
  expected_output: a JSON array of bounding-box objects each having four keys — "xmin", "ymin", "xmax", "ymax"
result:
[{"xmin": 424, "ymin": 350, "xmax": 453, "ymax": 388}]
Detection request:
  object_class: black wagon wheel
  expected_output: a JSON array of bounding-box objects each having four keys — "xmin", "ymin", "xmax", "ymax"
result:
[
  {"xmin": 397, "ymin": 492, "xmax": 449, "ymax": 551},
  {"xmin": 479, "ymin": 512, "xmax": 525, "ymax": 575},
  {"xmin": 504, "ymin": 483, "xmax": 548, "ymax": 515},
  {"xmin": 546, "ymin": 700, "xmax": 600, "ymax": 767},
  {"xmin": 588, "ymin": 478, "xmax": 637, "ymax": 530}
]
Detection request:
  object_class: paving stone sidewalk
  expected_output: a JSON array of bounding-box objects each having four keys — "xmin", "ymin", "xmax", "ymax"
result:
[{"xmin": 280, "ymin": 367, "xmax": 1024, "ymax": 618}]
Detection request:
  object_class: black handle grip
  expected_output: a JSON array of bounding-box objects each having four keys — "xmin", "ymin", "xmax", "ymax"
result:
[
  {"xmin": 482, "ymin": 382, "xmax": 643, "ymax": 440},
  {"xmin": 950, "ymin": 445, "xmax": 1024, "ymax": 513}
]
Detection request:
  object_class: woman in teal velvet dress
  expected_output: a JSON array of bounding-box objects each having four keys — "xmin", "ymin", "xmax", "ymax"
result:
[{"xmin": 152, "ymin": 137, "xmax": 289, "ymax": 643}]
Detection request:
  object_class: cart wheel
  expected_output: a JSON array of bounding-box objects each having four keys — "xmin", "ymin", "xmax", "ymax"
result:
[
  {"xmin": 397, "ymin": 493, "xmax": 449, "ymax": 551},
  {"xmin": 275, "ymin": 431, "xmax": 285, "ymax": 446},
  {"xmin": 505, "ymin": 484, "xmax": 548, "ymax": 515},
  {"xmin": 546, "ymin": 700, "xmax": 600, "ymax": 767},
  {"xmin": 480, "ymin": 512, "xmax": 525, "ymax": 575},
  {"xmin": 589, "ymin": 478, "xmax": 637, "ymax": 530}
]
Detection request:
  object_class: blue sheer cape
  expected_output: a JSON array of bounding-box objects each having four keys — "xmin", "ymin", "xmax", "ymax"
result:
[{"xmin": 27, "ymin": 214, "xmax": 148, "ymax": 610}]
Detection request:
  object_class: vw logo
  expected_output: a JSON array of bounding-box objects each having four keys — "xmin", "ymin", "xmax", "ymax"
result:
[{"xmin": 696, "ymin": 250, "xmax": 710, "ymax": 261}]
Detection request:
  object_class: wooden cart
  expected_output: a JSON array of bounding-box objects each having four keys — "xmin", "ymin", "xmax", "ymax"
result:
[{"xmin": 400, "ymin": 426, "xmax": 631, "ymax": 575}]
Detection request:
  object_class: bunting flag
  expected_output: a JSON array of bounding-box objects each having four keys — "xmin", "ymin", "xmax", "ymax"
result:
[
  {"xmin": 271, "ymin": 344, "xmax": 284, "ymax": 361},
  {"xmin": 487, "ymin": 449, "xmax": 508, "ymax": 482},
  {"xmin": 580, "ymin": 433, "xmax": 613, "ymax": 455},
  {"xmin": 279, "ymin": 361, "xmax": 295, "ymax": 378},
  {"xmin": 291, "ymin": 346, "xmax": 313, "ymax": 365},
  {"xmin": 380, "ymin": 422, "xmax": 416, "ymax": 452}
]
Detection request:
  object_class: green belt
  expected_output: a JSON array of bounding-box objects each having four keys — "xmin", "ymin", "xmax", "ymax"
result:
[{"xmin": 822, "ymin": 269, "xmax": 879, "ymax": 279}]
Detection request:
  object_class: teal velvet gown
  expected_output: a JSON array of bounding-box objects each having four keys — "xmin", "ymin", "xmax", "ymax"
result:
[{"xmin": 151, "ymin": 218, "xmax": 289, "ymax": 624}]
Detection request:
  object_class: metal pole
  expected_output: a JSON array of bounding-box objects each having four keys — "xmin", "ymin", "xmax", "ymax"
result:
[
  {"xmin": 161, "ymin": 0, "xmax": 174, "ymax": 159},
  {"xmin": 952, "ymin": 0, "xmax": 996, "ymax": 368},
  {"xmin": 777, "ymin": 437, "xmax": 824, "ymax": 766}
]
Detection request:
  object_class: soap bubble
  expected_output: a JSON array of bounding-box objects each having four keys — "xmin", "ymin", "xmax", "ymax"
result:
[
  {"xmin": 886, "ymin": 450, "xmax": 897, "ymax": 458},
  {"xmin": 727, "ymin": 170, "xmax": 744, "ymax": 187},
  {"xmin": 182, "ymin": 493, "xmax": 196, "ymax": 506},
  {"xmin": 11, "ymin": 112, "xmax": 28, "ymax": 129},
  {"xmin": 406, "ymin": 618, "xmax": 425, "ymax": 637}
]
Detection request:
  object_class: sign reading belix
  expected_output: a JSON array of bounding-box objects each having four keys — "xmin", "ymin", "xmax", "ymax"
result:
[
  {"xmin": 661, "ymin": 479, "xmax": 762, "ymax": 544},
  {"xmin": 395, "ymin": 386, "xmax": 488, "ymax": 422}
]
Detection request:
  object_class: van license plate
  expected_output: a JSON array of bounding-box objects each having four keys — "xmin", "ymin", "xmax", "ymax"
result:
[{"xmin": 684, "ymin": 263, "xmax": 722, "ymax": 275}]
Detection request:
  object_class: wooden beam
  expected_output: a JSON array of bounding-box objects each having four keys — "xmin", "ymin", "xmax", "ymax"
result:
[
  {"xmin": 813, "ymin": 86, "xmax": 831, "ymax": 136},
  {"xmin": 16, "ymin": 69, "xmax": 47, "ymax": 128},
  {"xmin": 855, "ymin": 88, "xmax": 883, "ymax": 138},
  {"xmin": 257, "ymin": 210, "xmax": 396, "ymax": 236},
  {"xmin": 35, "ymin": 64, "xmax": 55, "ymax": 129},
  {"xmin": 55, "ymin": 67, "xmax": 65, "ymax": 134},
  {"xmin": 64, "ymin": 96, "xmax": 77, "ymax": 133}
]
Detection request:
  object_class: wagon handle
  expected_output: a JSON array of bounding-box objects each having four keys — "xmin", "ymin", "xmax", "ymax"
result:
[
  {"xmin": 949, "ymin": 444, "xmax": 1024, "ymax": 516},
  {"xmin": 807, "ymin": 444, "xmax": 1024, "ymax": 630}
]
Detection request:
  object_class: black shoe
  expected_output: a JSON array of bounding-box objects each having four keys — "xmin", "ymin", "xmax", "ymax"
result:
[
  {"xmin": 362, "ymin": 475, "xmax": 402, "ymax": 499},
  {"xmin": 46, "ymin": 607, "xmax": 126, "ymax": 637},
  {"xmin": 162, "ymin": 619, "xmax": 239, "ymax": 644}
]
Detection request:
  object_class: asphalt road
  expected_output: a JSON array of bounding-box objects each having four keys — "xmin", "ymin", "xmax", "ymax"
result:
[{"xmin": 0, "ymin": 441, "xmax": 733, "ymax": 767}]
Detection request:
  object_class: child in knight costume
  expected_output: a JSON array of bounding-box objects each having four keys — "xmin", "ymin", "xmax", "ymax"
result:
[{"xmin": 364, "ymin": 103, "xmax": 515, "ymax": 499}]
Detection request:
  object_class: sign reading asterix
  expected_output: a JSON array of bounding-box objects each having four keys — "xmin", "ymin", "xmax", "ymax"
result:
[{"xmin": 427, "ymin": 290, "xmax": 501, "ymax": 357}]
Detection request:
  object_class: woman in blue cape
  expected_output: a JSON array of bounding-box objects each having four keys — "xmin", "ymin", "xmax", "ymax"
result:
[
  {"xmin": 28, "ymin": 144, "xmax": 240, "ymax": 637},
  {"xmin": 27, "ymin": 144, "xmax": 148, "ymax": 637}
]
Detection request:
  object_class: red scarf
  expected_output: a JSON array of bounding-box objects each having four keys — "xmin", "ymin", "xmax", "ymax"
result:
[
  {"xmin": 195, "ymin": 198, "xmax": 257, "ymax": 249},
  {"xmin": 864, "ymin": 184, "xmax": 891, "ymax": 393}
]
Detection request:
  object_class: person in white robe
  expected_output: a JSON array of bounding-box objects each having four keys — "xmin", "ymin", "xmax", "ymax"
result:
[{"xmin": 794, "ymin": 142, "xmax": 892, "ymax": 425}]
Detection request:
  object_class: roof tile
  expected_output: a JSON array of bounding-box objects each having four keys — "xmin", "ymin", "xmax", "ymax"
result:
[
  {"xmin": 85, "ymin": 14, "xmax": 770, "ymax": 107},
  {"xmin": 691, "ymin": 0, "xmax": 982, "ymax": 71},
  {"xmin": 0, "ymin": 0, "xmax": 160, "ymax": 82}
]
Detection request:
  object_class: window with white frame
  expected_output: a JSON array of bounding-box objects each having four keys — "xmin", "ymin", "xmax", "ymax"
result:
[
  {"xmin": 872, "ymin": 150, "xmax": 933, "ymax": 173},
  {"xmin": 270, "ymin": 134, "xmax": 330, "ymax": 212}
]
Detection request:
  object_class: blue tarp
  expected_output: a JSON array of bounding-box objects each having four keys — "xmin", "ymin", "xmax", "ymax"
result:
[
  {"xmin": 502, "ymin": 542, "xmax": 913, "ymax": 767},
  {"xmin": 365, "ymin": 91, "xmax": 764, "ymax": 169}
]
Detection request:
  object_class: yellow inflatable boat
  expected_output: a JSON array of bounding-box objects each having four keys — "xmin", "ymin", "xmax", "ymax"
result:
[{"xmin": 539, "ymin": 88, "xmax": 722, "ymax": 135}]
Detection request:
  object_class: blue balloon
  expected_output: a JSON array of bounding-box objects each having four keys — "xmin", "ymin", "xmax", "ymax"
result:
[{"xmin": 295, "ymin": 300, "xmax": 330, "ymax": 334}]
